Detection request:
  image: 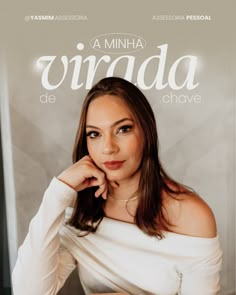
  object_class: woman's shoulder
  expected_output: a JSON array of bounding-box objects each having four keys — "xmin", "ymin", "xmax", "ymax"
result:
[{"xmin": 161, "ymin": 185, "xmax": 217, "ymax": 238}]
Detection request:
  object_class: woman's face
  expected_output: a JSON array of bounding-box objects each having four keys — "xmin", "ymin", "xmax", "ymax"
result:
[{"xmin": 86, "ymin": 94, "xmax": 144, "ymax": 182}]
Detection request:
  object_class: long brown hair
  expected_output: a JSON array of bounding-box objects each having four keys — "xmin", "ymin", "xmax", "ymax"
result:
[{"xmin": 68, "ymin": 77, "xmax": 194, "ymax": 239}]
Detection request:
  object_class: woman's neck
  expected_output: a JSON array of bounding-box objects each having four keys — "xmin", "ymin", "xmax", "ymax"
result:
[
  {"xmin": 107, "ymin": 170, "xmax": 140, "ymax": 200},
  {"xmin": 103, "ymin": 170, "xmax": 140, "ymax": 223}
]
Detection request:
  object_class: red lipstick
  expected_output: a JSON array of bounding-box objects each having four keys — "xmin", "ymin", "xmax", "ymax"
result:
[{"xmin": 103, "ymin": 161, "xmax": 125, "ymax": 170}]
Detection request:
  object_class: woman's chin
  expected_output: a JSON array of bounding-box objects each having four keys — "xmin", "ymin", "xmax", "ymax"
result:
[
  {"xmin": 106, "ymin": 174, "xmax": 120, "ymax": 181},
  {"xmin": 105, "ymin": 172, "xmax": 124, "ymax": 182}
]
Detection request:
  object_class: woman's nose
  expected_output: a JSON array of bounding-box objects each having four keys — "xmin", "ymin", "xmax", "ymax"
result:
[{"xmin": 102, "ymin": 135, "xmax": 119, "ymax": 154}]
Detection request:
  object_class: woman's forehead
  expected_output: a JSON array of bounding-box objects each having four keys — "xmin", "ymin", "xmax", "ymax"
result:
[{"xmin": 86, "ymin": 95, "xmax": 134, "ymax": 122}]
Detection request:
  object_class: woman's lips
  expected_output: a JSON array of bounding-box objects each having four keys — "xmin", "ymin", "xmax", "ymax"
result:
[{"xmin": 103, "ymin": 161, "xmax": 125, "ymax": 170}]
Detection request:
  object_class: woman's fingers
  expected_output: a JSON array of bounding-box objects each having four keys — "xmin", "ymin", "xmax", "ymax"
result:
[
  {"xmin": 85, "ymin": 158, "xmax": 110, "ymax": 199},
  {"xmin": 58, "ymin": 154, "xmax": 111, "ymax": 200},
  {"xmin": 95, "ymin": 184, "xmax": 107, "ymax": 199},
  {"xmin": 109, "ymin": 181, "xmax": 119, "ymax": 188},
  {"xmin": 101, "ymin": 187, "xmax": 108, "ymax": 199},
  {"xmin": 80, "ymin": 176, "xmax": 108, "ymax": 200}
]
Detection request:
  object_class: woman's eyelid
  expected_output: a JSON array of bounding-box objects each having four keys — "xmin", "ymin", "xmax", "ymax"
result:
[
  {"xmin": 86, "ymin": 130, "xmax": 100, "ymax": 138},
  {"xmin": 87, "ymin": 124, "xmax": 133, "ymax": 132},
  {"xmin": 86, "ymin": 124, "xmax": 134, "ymax": 138},
  {"xmin": 118, "ymin": 124, "xmax": 133, "ymax": 132}
]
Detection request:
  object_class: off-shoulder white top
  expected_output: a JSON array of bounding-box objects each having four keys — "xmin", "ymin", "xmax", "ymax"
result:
[{"xmin": 12, "ymin": 177, "xmax": 223, "ymax": 295}]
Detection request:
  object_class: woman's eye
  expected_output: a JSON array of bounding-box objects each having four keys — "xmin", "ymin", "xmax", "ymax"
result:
[
  {"xmin": 118, "ymin": 125, "xmax": 133, "ymax": 133},
  {"xmin": 86, "ymin": 131, "xmax": 100, "ymax": 139}
]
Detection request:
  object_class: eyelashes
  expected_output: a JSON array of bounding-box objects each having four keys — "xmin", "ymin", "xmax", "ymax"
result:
[
  {"xmin": 86, "ymin": 131, "xmax": 100, "ymax": 139},
  {"xmin": 86, "ymin": 125, "xmax": 133, "ymax": 139},
  {"xmin": 119, "ymin": 125, "xmax": 132, "ymax": 133}
]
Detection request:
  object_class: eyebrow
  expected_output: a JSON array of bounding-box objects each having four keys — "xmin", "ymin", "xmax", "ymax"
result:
[{"xmin": 86, "ymin": 118, "xmax": 134, "ymax": 130}]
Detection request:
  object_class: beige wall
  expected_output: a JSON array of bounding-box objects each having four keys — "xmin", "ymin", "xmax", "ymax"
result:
[{"xmin": 0, "ymin": 1, "xmax": 235, "ymax": 294}]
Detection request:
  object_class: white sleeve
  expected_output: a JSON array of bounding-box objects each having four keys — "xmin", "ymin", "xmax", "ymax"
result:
[
  {"xmin": 177, "ymin": 237, "xmax": 223, "ymax": 295},
  {"xmin": 12, "ymin": 177, "xmax": 78, "ymax": 295}
]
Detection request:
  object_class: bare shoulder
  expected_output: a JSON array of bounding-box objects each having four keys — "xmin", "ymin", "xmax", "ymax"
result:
[{"xmin": 162, "ymin": 190, "xmax": 217, "ymax": 238}]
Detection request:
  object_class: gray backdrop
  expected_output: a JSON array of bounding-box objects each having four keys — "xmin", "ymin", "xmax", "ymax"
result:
[{"xmin": 0, "ymin": 0, "xmax": 235, "ymax": 294}]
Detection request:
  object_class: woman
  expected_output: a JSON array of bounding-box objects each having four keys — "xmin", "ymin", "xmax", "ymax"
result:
[{"xmin": 12, "ymin": 77, "xmax": 222, "ymax": 295}]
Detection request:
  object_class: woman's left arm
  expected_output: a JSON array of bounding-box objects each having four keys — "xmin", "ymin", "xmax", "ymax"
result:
[
  {"xmin": 173, "ymin": 194, "xmax": 223, "ymax": 294},
  {"xmin": 178, "ymin": 242, "xmax": 222, "ymax": 295}
]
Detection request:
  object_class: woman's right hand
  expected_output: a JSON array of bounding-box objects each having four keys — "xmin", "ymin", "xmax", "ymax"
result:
[{"xmin": 57, "ymin": 155, "xmax": 111, "ymax": 199}]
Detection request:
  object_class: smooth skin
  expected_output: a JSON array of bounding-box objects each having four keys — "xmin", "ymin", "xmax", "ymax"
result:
[
  {"xmin": 58, "ymin": 154, "xmax": 113, "ymax": 199},
  {"xmin": 57, "ymin": 94, "xmax": 217, "ymax": 294},
  {"xmin": 58, "ymin": 94, "xmax": 217, "ymax": 236},
  {"xmin": 58, "ymin": 95, "xmax": 144, "ymax": 222}
]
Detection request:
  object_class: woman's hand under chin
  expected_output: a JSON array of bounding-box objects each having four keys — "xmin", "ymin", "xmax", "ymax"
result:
[{"xmin": 57, "ymin": 155, "xmax": 119, "ymax": 199}]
